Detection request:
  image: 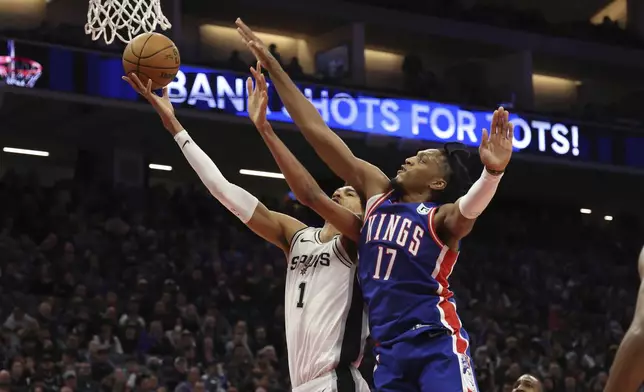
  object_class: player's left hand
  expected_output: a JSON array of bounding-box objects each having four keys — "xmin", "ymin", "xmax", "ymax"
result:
[
  {"xmin": 246, "ymin": 62, "xmax": 269, "ymax": 129},
  {"xmin": 479, "ymin": 107, "xmax": 513, "ymax": 173},
  {"xmin": 236, "ymin": 18, "xmax": 281, "ymax": 72}
]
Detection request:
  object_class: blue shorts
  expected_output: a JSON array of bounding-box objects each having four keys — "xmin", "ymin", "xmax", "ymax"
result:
[{"xmin": 373, "ymin": 329, "xmax": 478, "ymax": 392}]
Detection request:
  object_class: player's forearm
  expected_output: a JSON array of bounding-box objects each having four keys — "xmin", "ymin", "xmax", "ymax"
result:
[
  {"xmin": 458, "ymin": 168, "xmax": 503, "ymax": 219},
  {"xmin": 269, "ymin": 67, "xmax": 361, "ymax": 184},
  {"xmin": 606, "ymin": 268, "xmax": 644, "ymax": 391},
  {"xmin": 163, "ymin": 115, "xmax": 184, "ymax": 136},
  {"xmin": 257, "ymin": 122, "xmax": 325, "ymax": 207},
  {"xmin": 605, "ymin": 326, "xmax": 644, "ymax": 392},
  {"xmin": 173, "ymin": 130, "xmax": 259, "ymax": 222}
]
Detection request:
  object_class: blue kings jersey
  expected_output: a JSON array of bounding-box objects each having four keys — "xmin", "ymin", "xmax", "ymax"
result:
[{"xmin": 358, "ymin": 190, "xmax": 466, "ymax": 347}]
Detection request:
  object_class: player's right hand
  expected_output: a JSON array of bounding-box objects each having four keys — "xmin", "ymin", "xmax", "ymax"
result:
[
  {"xmin": 122, "ymin": 73, "xmax": 177, "ymax": 132},
  {"xmin": 236, "ymin": 18, "xmax": 280, "ymax": 72},
  {"xmin": 246, "ymin": 62, "xmax": 269, "ymax": 130}
]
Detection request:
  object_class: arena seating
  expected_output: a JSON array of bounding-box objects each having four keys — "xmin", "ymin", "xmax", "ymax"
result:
[{"xmin": 0, "ymin": 171, "xmax": 639, "ymax": 392}]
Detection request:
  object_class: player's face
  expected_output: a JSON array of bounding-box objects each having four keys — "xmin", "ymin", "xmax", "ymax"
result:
[
  {"xmin": 393, "ymin": 149, "xmax": 447, "ymax": 195},
  {"xmin": 512, "ymin": 375, "xmax": 540, "ymax": 392},
  {"xmin": 331, "ymin": 186, "xmax": 363, "ymax": 216}
]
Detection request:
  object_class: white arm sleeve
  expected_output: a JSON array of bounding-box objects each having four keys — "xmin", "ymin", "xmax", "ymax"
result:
[
  {"xmin": 174, "ymin": 130, "xmax": 259, "ymax": 223},
  {"xmin": 458, "ymin": 169, "xmax": 503, "ymax": 219}
]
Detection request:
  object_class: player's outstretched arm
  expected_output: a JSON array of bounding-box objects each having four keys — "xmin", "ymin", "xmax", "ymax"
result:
[
  {"xmin": 246, "ymin": 65, "xmax": 361, "ymax": 242},
  {"xmin": 122, "ymin": 74, "xmax": 306, "ymax": 253},
  {"xmin": 436, "ymin": 108, "xmax": 511, "ymax": 241},
  {"xmin": 235, "ymin": 19, "xmax": 389, "ymax": 200},
  {"xmin": 605, "ymin": 246, "xmax": 644, "ymax": 392}
]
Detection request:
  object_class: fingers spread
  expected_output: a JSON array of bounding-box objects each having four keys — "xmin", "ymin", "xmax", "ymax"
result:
[{"xmin": 145, "ymin": 79, "xmax": 153, "ymax": 94}]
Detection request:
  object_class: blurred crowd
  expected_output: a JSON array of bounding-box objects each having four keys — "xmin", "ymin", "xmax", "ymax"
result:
[
  {"xmin": 0, "ymin": 171, "xmax": 641, "ymax": 392},
  {"xmin": 345, "ymin": 0, "xmax": 641, "ymax": 49}
]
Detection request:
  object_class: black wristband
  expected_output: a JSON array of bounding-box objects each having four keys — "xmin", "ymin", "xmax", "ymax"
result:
[{"xmin": 485, "ymin": 167, "xmax": 505, "ymax": 176}]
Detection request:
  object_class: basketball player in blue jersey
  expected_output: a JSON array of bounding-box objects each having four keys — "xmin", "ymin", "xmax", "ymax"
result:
[{"xmin": 237, "ymin": 19, "xmax": 514, "ymax": 392}]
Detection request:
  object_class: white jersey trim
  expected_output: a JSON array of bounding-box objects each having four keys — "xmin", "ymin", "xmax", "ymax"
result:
[
  {"xmin": 289, "ymin": 226, "xmax": 311, "ymax": 255},
  {"xmin": 332, "ymin": 236, "xmax": 354, "ymax": 267}
]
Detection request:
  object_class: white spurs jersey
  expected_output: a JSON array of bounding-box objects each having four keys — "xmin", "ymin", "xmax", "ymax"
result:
[{"xmin": 285, "ymin": 227, "xmax": 369, "ymax": 389}]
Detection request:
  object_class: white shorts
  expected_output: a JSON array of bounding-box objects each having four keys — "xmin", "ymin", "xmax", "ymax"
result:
[{"xmin": 292, "ymin": 367, "xmax": 371, "ymax": 392}]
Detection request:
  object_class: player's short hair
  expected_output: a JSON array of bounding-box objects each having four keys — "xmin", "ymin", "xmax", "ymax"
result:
[{"xmin": 432, "ymin": 142, "xmax": 473, "ymax": 204}]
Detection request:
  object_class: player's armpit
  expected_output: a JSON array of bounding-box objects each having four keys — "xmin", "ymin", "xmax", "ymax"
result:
[{"xmin": 246, "ymin": 203, "xmax": 308, "ymax": 254}]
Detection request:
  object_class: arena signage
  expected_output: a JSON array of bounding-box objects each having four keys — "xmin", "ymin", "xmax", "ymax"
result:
[
  {"xmin": 5, "ymin": 38, "xmax": 644, "ymax": 169},
  {"xmin": 167, "ymin": 67, "xmax": 581, "ymax": 157}
]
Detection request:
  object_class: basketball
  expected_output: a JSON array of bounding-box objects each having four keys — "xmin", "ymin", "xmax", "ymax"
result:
[{"xmin": 122, "ymin": 32, "xmax": 180, "ymax": 90}]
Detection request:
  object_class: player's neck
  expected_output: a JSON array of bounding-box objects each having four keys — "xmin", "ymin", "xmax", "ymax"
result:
[
  {"xmin": 400, "ymin": 191, "xmax": 431, "ymax": 204},
  {"xmin": 320, "ymin": 223, "xmax": 340, "ymax": 242}
]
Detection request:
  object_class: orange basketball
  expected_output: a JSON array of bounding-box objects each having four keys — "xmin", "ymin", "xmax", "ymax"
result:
[{"xmin": 122, "ymin": 32, "xmax": 180, "ymax": 90}]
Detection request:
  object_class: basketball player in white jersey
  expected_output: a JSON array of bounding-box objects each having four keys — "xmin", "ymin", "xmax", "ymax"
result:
[{"xmin": 122, "ymin": 71, "xmax": 370, "ymax": 392}]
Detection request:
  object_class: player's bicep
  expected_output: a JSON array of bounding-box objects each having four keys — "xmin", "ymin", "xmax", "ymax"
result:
[
  {"xmin": 308, "ymin": 196, "xmax": 362, "ymax": 243},
  {"xmin": 246, "ymin": 202, "xmax": 307, "ymax": 253}
]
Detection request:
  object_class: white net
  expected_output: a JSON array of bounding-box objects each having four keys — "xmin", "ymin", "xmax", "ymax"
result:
[{"xmin": 84, "ymin": 0, "xmax": 172, "ymax": 45}]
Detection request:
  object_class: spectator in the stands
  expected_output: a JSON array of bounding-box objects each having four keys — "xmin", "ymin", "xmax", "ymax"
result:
[{"xmin": 227, "ymin": 50, "xmax": 247, "ymax": 72}]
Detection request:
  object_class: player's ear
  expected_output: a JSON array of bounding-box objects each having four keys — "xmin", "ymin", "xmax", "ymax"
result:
[{"xmin": 429, "ymin": 178, "xmax": 446, "ymax": 191}]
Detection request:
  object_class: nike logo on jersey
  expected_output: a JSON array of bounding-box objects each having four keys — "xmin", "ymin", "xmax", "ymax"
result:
[{"xmin": 300, "ymin": 238, "xmax": 316, "ymax": 244}]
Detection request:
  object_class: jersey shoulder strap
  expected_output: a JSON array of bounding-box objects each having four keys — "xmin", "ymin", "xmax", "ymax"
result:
[
  {"xmin": 332, "ymin": 235, "xmax": 354, "ymax": 267},
  {"xmin": 364, "ymin": 190, "xmax": 394, "ymax": 221}
]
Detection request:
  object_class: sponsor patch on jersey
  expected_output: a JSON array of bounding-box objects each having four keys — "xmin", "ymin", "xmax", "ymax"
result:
[{"xmin": 416, "ymin": 203, "xmax": 431, "ymax": 215}]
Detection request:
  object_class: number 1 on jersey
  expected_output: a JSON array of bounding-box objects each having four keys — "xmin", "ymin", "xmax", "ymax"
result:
[
  {"xmin": 296, "ymin": 282, "xmax": 306, "ymax": 308},
  {"xmin": 373, "ymin": 246, "xmax": 397, "ymax": 280}
]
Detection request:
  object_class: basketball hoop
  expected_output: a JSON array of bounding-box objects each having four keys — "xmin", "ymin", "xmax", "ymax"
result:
[
  {"xmin": 84, "ymin": 0, "xmax": 172, "ymax": 45},
  {"xmin": 0, "ymin": 40, "xmax": 43, "ymax": 88}
]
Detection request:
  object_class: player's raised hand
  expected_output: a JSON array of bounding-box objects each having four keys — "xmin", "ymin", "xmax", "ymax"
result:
[
  {"xmin": 236, "ymin": 18, "xmax": 280, "ymax": 72},
  {"xmin": 246, "ymin": 62, "xmax": 269, "ymax": 130},
  {"xmin": 122, "ymin": 73, "xmax": 178, "ymax": 133},
  {"xmin": 479, "ymin": 107, "xmax": 513, "ymax": 173}
]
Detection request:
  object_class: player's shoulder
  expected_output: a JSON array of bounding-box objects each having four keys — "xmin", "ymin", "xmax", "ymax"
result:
[
  {"xmin": 289, "ymin": 226, "xmax": 322, "ymax": 251},
  {"xmin": 365, "ymin": 190, "xmax": 393, "ymax": 211}
]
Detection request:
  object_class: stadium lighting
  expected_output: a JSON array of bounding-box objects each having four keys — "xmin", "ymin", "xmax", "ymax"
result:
[
  {"xmin": 149, "ymin": 163, "xmax": 172, "ymax": 171},
  {"xmin": 2, "ymin": 147, "xmax": 49, "ymax": 157},
  {"xmin": 604, "ymin": 215, "xmax": 613, "ymax": 221},
  {"xmin": 239, "ymin": 169, "xmax": 285, "ymax": 179},
  {"xmin": 580, "ymin": 208, "xmax": 592, "ymax": 214}
]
